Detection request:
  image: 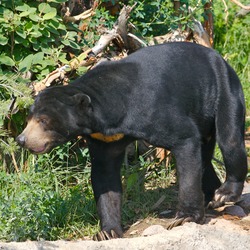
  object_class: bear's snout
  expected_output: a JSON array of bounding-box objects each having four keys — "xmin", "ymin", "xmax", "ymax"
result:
[
  {"xmin": 16, "ymin": 134, "xmax": 26, "ymax": 147},
  {"xmin": 16, "ymin": 117, "xmax": 67, "ymax": 154}
]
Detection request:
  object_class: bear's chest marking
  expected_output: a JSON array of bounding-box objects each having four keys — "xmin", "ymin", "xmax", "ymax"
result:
[{"xmin": 90, "ymin": 133, "xmax": 124, "ymax": 142}]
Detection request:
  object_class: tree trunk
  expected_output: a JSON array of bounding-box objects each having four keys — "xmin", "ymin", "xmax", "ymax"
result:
[{"xmin": 203, "ymin": 1, "xmax": 214, "ymax": 47}]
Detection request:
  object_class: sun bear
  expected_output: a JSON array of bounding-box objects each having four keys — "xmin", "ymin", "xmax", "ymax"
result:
[{"xmin": 17, "ymin": 42, "xmax": 248, "ymax": 241}]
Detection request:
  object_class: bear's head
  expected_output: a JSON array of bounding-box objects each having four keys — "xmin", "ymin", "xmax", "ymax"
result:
[{"xmin": 16, "ymin": 86, "xmax": 92, "ymax": 154}]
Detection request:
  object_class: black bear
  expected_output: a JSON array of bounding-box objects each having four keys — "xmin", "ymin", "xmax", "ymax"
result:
[{"xmin": 17, "ymin": 42, "xmax": 248, "ymax": 241}]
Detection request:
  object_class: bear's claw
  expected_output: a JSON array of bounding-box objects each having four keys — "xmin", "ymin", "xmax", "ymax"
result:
[
  {"xmin": 167, "ymin": 216, "xmax": 199, "ymax": 230},
  {"xmin": 93, "ymin": 230, "xmax": 119, "ymax": 241},
  {"xmin": 207, "ymin": 181, "xmax": 244, "ymax": 209}
]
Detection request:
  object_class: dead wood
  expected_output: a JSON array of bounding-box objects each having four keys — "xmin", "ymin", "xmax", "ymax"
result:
[
  {"xmin": 236, "ymin": 4, "xmax": 250, "ymax": 17},
  {"xmin": 91, "ymin": 30, "xmax": 120, "ymax": 56},
  {"xmin": 149, "ymin": 29, "xmax": 188, "ymax": 45},
  {"xmin": 127, "ymin": 33, "xmax": 147, "ymax": 47},
  {"xmin": 193, "ymin": 19, "xmax": 212, "ymax": 48},
  {"xmin": 33, "ymin": 65, "xmax": 69, "ymax": 95},
  {"xmin": 149, "ymin": 24, "xmax": 211, "ymax": 49},
  {"xmin": 155, "ymin": 148, "xmax": 172, "ymax": 169},
  {"xmin": 203, "ymin": 1, "xmax": 213, "ymax": 47},
  {"xmin": 63, "ymin": 8, "xmax": 94, "ymax": 22},
  {"xmin": 91, "ymin": 3, "xmax": 138, "ymax": 55}
]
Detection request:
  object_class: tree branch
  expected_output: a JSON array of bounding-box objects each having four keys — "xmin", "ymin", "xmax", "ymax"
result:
[
  {"xmin": 91, "ymin": 3, "xmax": 137, "ymax": 55},
  {"xmin": 230, "ymin": 0, "xmax": 250, "ymax": 10},
  {"xmin": 221, "ymin": 0, "xmax": 229, "ymax": 21},
  {"xmin": 63, "ymin": 8, "xmax": 94, "ymax": 22}
]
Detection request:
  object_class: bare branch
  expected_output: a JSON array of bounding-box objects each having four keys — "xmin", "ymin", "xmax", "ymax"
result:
[
  {"xmin": 91, "ymin": 30, "xmax": 119, "ymax": 55},
  {"xmin": 128, "ymin": 33, "xmax": 147, "ymax": 47},
  {"xmin": 116, "ymin": 4, "xmax": 137, "ymax": 48},
  {"xmin": 90, "ymin": 4, "xmax": 138, "ymax": 56},
  {"xmin": 221, "ymin": 0, "xmax": 229, "ymax": 21},
  {"xmin": 230, "ymin": 0, "xmax": 250, "ymax": 10},
  {"xmin": 236, "ymin": 4, "xmax": 250, "ymax": 16},
  {"xmin": 63, "ymin": 8, "xmax": 94, "ymax": 22},
  {"xmin": 11, "ymin": 152, "xmax": 19, "ymax": 174},
  {"xmin": 33, "ymin": 66, "xmax": 70, "ymax": 95}
]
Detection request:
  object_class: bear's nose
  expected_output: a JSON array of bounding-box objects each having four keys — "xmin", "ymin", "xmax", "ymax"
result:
[{"xmin": 16, "ymin": 134, "xmax": 26, "ymax": 147}]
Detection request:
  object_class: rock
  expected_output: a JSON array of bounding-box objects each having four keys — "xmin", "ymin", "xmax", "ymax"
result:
[
  {"xmin": 1, "ymin": 220, "xmax": 250, "ymax": 250},
  {"xmin": 242, "ymin": 182, "xmax": 250, "ymax": 194},
  {"xmin": 223, "ymin": 205, "xmax": 247, "ymax": 218},
  {"xmin": 237, "ymin": 193, "xmax": 250, "ymax": 212},
  {"xmin": 141, "ymin": 225, "xmax": 166, "ymax": 236},
  {"xmin": 242, "ymin": 215, "xmax": 250, "ymax": 222},
  {"xmin": 159, "ymin": 210, "xmax": 173, "ymax": 216}
]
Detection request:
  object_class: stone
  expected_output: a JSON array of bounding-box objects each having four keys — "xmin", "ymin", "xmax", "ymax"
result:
[{"xmin": 141, "ymin": 225, "xmax": 166, "ymax": 236}]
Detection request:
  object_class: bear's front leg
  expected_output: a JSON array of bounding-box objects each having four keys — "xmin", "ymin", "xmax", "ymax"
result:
[
  {"xmin": 94, "ymin": 191, "xmax": 122, "ymax": 241},
  {"xmin": 168, "ymin": 139, "xmax": 205, "ymax": 229},
  {"xmin": 87, "ymin": 138, "xmax": 129, "ymax": 241}
]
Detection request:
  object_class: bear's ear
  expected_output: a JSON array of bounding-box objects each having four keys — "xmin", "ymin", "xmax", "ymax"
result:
[{"xmin": 72, "ymin": 93, "xmax": 91, "ymax": 107}]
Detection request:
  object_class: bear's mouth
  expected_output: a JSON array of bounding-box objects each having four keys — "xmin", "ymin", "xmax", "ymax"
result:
[
  {"xmin": 29, "ymin": 143, "xmax": 48, "ymax": 154},
  {"xmin": 28, "ymin": 139, "xmax": 66, "ymax": 154}
]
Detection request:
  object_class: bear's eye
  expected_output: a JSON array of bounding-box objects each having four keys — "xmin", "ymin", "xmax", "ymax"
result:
[{"xmin": 39, "ymin": 118, "xmax": 48, "ymax": 126}]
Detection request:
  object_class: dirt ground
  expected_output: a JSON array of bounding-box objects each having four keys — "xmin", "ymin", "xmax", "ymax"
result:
[{"xmin": 1, "ymin": 183, "xmax": 250, "ymax": 250}]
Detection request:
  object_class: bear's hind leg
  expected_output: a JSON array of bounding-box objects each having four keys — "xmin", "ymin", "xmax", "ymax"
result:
[
  {"xmin": 168, "ymin": 137, "xmax": 205, "ymax": 229},
  {"xmin": 209, "ymin": 103, "xmax": 248, "ymax": 208},
  {"xmin": 209, "ymin": 136, "xmax": 247, "ymax": 208},
  {"xmin": 201, "ymin": 135, "xmax": 221, "ymax": 205}
]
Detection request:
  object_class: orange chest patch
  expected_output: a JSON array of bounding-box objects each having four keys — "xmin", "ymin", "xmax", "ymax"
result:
[{"xmin": 90, "ymin": 133, "xmax": 124, "ymax": 143}]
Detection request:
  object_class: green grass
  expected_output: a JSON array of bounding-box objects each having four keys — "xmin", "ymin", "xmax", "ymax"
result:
[
  {"xmin": 0, "ymin": 149, "xmax": 98, "ymax": 241},
  {"xmin": 121, "ymin": 156, "xmax": 177, "ymax": 226}
]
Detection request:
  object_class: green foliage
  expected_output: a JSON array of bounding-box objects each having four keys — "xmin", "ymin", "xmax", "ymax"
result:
[
  {"xmin": 214, "ymin": 0, "xmax": 250, "ymax": 113},
  {"xmin": 0, "ymin": 0, "xmax": 112, "ymax": 172},
  {"xmin": 122, "ymin": 154, "xmax": 177, "ymax": 225},
  {"xmin": 127, "ymin": 0, "xmax": 173, "ymax": 36},
  {"xmin": 0, "ymin": 170, "xmax": 61, "ymax": 241},
  {"xmin": 0, "ymin": 0, "xmax": 115, "ymax": 79},
  {"xmin": 0, "ymin": 169, "xmax": 97, "ymax": 241},
  {"xmin": 127, "ymin": 0, "xmax": 209, "ymax": 37},
  {"xmin": 0, "ymin": 74, "xmax": 33, "ymax": 172},
  {"xmin": 0, "ymin": 0, "xmax": 82, "ymax": 79}
]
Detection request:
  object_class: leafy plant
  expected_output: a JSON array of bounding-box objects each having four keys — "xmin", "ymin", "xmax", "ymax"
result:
[
  {"xmin": 0, "ymin": 74, "xmax": 33, "ymax": 172},
  {"xmin": 0, "ymin": 0, "xmax": 83, "ymax": 79},
  {"xmin": 0, "ymin": 141, "xmax": 97, "ymax": 241},
  {"xmin": 127, "ymin": 0, "xmax": 211, "ymax": 37},
  {"xmin": 0, "ymin": 169, "xmax": 96, "ymax": 241}
]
